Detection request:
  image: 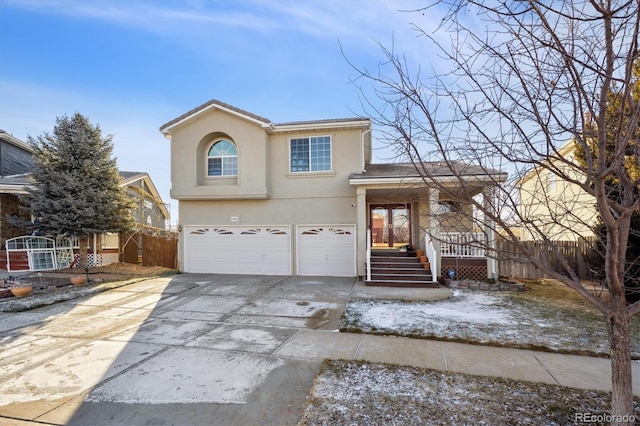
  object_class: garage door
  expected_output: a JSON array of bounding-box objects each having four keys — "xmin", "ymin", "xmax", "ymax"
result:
[
  {"xmin": 297, "ymin": 226, "xmax": 356, "ymax": 277},
  {"xmin": 184, "ymin": 226, "xmax": 291, "ymax": 275}
]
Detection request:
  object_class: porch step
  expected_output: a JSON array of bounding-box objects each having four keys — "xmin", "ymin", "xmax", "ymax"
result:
[
  {"xmin": 367, "ymin": 250, "xmax": 437, "ymax": 288},
  {"xmin": 371, "ymin": 273, "xmax": 433, "ymax": 281},
  {"xmin": 371, "ymin": 251, "xmax": 416, "ymax": 258},
  {"xmin": 371, "ymin": 255, "xmax": 417, "ymax": 262},
  {"xmin": 365, "ymin": 280, "xmax": 440, "ymax": 288},
  {"xmin": 371, "ymin": 260, "xmax": 422, "ymax": 268},
  {"xmin": 373, "ymin": 267, "xmax": 430, "ymax": 275}
]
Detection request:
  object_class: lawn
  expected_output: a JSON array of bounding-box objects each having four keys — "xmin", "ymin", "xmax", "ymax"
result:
[
  {"xmin": 299, "ymin": 360, "xmax": 640, "ymax": 425},
  {"xmin": 299, "ymin": 280, "xmax": 640, "ymax": 425},
  {"xmin": 340, "ymin": 280, "xmax": 640, "ymax": 358}
]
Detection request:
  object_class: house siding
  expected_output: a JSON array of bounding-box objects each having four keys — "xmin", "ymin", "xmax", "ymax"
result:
[
  {"xmin": 519, "ymin": 142, "xmax": 597, "ymax": 241},
  {"xmin": 0, "ymin": 139, "xmax": 33, "ymax": 176},
  {"xmin": 170, "ymin": 109, "xmax": 270, "ymax": 199}
]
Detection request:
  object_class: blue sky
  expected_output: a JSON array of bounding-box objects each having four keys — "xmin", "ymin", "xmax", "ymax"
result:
[{"xmin": 0, "ymin": 0, "xmax": 445, "ymax": 224}]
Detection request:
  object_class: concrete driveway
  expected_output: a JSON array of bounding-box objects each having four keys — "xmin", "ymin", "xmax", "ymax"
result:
[{"xmin": 0, "ymin": 274, "xmax": 356, "ymax": 426}]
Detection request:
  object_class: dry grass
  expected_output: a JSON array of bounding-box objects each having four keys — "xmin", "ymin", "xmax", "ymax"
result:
[
  {"xmin": 340, "ymin": 279, "xmax": 640, "ymax": 358},
  {"xmin": 315, "ymin": 281, "xmax": 640, "ymax": 425},
  {"xmin": 299, "ymin": 360, "xmax": 640, "ymax": 426}
]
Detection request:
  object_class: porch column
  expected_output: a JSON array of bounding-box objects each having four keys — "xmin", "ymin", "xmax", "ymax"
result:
[
  {"xmin": 483, "ymin": 185, "xmax": 498, "ymax": 280},
  {"xmin": 427, "ymin": 188, "xmax": 440, "ymax": 279},
  {"xmin": 356, "ymin": 187, "xmax": 367, "ymax": 277}
]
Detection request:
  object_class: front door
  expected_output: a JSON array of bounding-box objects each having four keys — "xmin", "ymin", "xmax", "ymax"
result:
[{"xmin": 370, "ymin": 204, "xmax": 411, "ymax": 248}]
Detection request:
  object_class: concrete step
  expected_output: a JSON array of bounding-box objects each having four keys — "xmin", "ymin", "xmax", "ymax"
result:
[{"xmin": 365, "ymin": 280, "xmax": 440, "ymax": 288}]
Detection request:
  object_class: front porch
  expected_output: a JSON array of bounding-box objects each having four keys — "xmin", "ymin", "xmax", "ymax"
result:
[{"xmin": 349, "ymin": 163, "xmax": 503, "ymax": 283}]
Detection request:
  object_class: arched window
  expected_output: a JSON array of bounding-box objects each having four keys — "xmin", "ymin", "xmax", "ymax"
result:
[{"xmin": 207, "ymin": 140, "xmax": 238, "ymax": 176}]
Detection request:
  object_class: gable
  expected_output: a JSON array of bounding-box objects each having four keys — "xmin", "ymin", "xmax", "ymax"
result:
[
  {"xmin": 160, "ymin": 99, "xmax": 272, "ymax": 136},
  {"xmin": 0, "ymin": 132, "xmax": 33, "ymax": 177}
]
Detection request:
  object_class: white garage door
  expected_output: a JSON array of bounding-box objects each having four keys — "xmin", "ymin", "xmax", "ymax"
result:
[
  {"xmin": 184, "ymin": 226, "xmax": 291, "ymax": 275},
  {"xmin": 297, "ymin": 225, "xmax": 356, "ymax": 277}
]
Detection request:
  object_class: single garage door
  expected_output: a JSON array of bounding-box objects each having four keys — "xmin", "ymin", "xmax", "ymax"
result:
[
  {"xmin": 184, "ymin": 226, "xmax": 291, "ymax": 275},
  {"xmin": 297, "ymin": 225, "xmax": 356, "ymax": 276}
]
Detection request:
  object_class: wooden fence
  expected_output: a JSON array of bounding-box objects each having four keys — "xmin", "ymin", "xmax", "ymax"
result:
[
  {"xmin": 122, "ymin": 232, "xmax": 178, "ymax": 269},
  {"xmin": 498, "ymin": 238, "xmax": 596, "ymax": 280}
]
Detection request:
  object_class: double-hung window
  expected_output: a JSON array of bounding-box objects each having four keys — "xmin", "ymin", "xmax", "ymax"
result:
[
  {"xmin": 208, "ymin": 140, "xmax": 238, "ymax": 176},
  {"xmin": 290, "ymin": 136, "xmax": 331, "ymax": 173}
]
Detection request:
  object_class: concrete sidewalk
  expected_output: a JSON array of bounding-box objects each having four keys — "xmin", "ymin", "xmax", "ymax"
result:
[
  {"xmin": 276, "ymin": 329, "xmax": 639, "ymax": 394},
  {"xmin": 0, "ymin": 274, "xmax": 638, "ymax": 426}
]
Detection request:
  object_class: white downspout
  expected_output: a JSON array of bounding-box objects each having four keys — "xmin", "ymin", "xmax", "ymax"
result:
[{"xmin": 361, "ymin": 129, "xmax": 371, "ymax": 172}]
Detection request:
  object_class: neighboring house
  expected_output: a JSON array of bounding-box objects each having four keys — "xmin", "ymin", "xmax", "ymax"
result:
[
  {"xmin": 0, "ymin": 130, "xmax": 33, "ymax": 248},
  {"xmin": 518, "ymin": 140, "xmax": 597, "ymax": 241},
  {"xmin": 160, "ymin": 99, "xmax": 507, "ymax": 280},
  {"xmin": 0, "ymin": 132, "xmax": 171, "ymax": 270},
  {"xmin": 120, "ymin": 171, "xmax": 170, "ymax": 233},
  {"xmin": 83, "ymin": 172, "xmax": 171, "ymax": 266}
]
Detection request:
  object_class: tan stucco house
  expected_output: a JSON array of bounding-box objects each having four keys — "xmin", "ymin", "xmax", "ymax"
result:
[
  {"xmin": 160, "ymin": 99, "xmax": 507, "ymax": 281},
  {"xmin": 518, "ymin": 140, "xmax": 598, "ymax": 241}
]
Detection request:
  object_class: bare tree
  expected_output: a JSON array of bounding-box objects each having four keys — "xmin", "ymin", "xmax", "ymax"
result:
[{"xmin": 348, "ymin": 1, "xmax": 640, "ymax": 422}]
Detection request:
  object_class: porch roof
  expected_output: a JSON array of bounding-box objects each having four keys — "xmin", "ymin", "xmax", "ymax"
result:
[
  {"xmin": 0, "ymin": 175, "xmax": 31, "ymax": 194},
  {"xmin": 349, "ymin": 162, "xmax": 507, "ymax": 186}
]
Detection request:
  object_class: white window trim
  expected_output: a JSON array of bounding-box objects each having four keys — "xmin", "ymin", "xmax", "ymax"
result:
[
  {"xmin": 206, "ymin": 139, "xmax": 239, "ymax": 177},
  {"xmin": 287, "ymin": 135, "xmax": 333, "ymax": 174}
]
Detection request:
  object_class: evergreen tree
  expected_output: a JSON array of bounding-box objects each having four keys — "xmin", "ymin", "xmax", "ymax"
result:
[
  {"xmin": 20, "ymin": 113, "xmax": 134, "ymax": 265},
  {"xmin": 576, "ymin": 60, "xmax": 640, "ymax": 304}
]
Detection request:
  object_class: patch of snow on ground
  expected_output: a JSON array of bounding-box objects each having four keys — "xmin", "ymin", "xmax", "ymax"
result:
[
  {"xmin": 343, "ymin": 290, "xmax": 639, "ymax": 356},
  {"xmin": 357, "ymin": 291, "xmax": 513, "ymax": 331}
]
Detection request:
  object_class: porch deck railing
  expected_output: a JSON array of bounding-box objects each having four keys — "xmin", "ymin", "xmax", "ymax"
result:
[
  {"xmin": 425, "ymin": 235, "xmax": 438, "ymax": 281},
  {"xmin": 440, "ymin": 232, "xmax": 486, "ymax": 258},
  {"xmin": 366, "ymin": 229, "xmax": 371, "ymax": 281}
]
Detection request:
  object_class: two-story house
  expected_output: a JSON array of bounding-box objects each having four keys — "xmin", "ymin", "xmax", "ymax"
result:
[
  {"xmin": 518, "ymin": 140, "xmax": 598, "ymax": 241},
  {"xmin": 161, "ymin": 99, "xmax": 507, "ymax": 282},
  {"xmin": 0, "ymin": 130, "xmax": 33, "ymax": 248}
]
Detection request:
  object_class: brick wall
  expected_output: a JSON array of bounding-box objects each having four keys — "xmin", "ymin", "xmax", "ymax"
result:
[{"xmin": 0, "ymin": 193, "xmax": 29, "ymax": 247}]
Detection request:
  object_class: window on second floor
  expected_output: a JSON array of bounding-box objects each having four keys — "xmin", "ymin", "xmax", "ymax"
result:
[
  {"xmin": 290, "ymin": 136, "xmax": 331, "ymax": 173},
  {"xmin": 207, "ymin": 139, "xmax": 238, "ymax": 176}
]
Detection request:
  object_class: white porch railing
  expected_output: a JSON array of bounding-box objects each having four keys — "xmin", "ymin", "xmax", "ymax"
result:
[
  {"xmin": 366, "ymin": 229, "xmax": 371, "ymax": 281},
  {"xmin": 440, "ymin": 232, "xmax": 486, "ymax": 258},
  {"xmin": 425, "ymin": 235, "xmax": 438, "ymax": 281}
]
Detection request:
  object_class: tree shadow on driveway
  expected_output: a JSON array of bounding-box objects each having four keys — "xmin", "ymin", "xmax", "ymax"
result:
[{"xmin": 0, "ymin": 274, "xmax": 355, "ymax": 426}]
